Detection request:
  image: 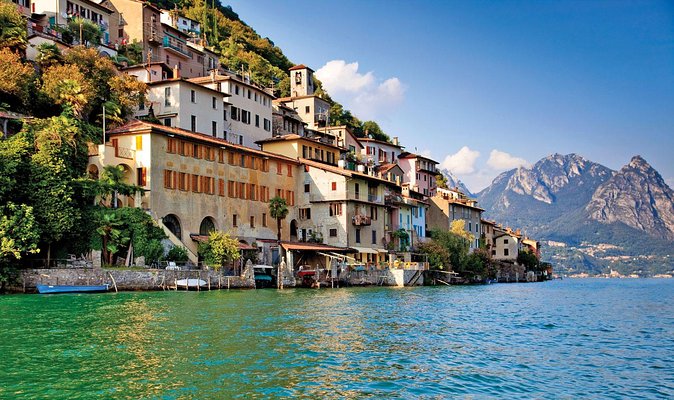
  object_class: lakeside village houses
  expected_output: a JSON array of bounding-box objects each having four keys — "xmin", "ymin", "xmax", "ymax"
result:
[{"xmin": 10, "ymin": 0, "xmax": 542, "ymax": 284}]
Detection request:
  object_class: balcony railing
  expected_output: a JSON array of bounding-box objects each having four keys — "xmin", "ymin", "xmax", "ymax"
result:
[
  {"xmin": 87, "ymin": 143, "xmax": 99, "ymax": 156},
  {"xmin": 163, "ymin": 36, "xmax": 191, "ymax": 57},
  {"xmin": 115, "ymin": 146, "xmax": 135, "ymax": 160},
  {"xmin": 352, "ymin": 215, "xmax": 372, "ymax": 226}
]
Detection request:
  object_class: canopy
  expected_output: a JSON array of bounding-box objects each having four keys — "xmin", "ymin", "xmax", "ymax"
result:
[{"xmin": 350, "ymin": 247, "xmax": 378, "ymax": 254}]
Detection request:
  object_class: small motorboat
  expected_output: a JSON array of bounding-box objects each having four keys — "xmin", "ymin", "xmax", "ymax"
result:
[
  {"xmin": 36, "ymin": 284, "xmax": 109, "ymax": 294},
  {"xmin": 176, "ymin": 278, "xmax": 207, "ymax": 289}
]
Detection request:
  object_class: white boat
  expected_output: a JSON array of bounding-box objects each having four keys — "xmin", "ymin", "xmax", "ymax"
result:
[{"xmin": 176, "ymin": 278, "xmax": 207, "ymax": 288}]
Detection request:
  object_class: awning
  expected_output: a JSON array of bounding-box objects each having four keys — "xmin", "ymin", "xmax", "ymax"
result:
[
  {"xmin": 350, "ymin": 247, "xmax": 378, "ymax": 254},
  {"xmin": 377, "ymin": 249, "xmax": 389, "ymax": 254},
  {"xmin": 281, "ymin": 242, "xmax": 356, "ymax": 253}
]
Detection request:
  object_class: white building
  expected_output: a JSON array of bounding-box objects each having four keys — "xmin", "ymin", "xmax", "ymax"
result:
[
  {"xmin": 136, "ymin": 78, "xmax": 227, "ymax": 139},
  {"xmin": 160, "ymin": 9, "xmax": 200, "ymax": 36},
  {"xmin": 189, "ymin": 71, "xmax": 274, "ymax": 148}
]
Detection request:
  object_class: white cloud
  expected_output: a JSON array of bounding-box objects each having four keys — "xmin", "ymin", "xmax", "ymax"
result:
[
  {"xmin": 440, "ymin": 146, "xmax": 480, "ymax": 175},
  {"xmin": 486, "ymin": 150, "xmax": 531, "ymax": 170},
  {"xmin": 315, "ymin": 60, "xmax": 405, "ymax": 120},
  {"xmin": 418, "ymin": 149, "xmax": 433, "ymax": 158}
]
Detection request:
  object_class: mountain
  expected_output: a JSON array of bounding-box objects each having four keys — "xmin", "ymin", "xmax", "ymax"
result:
[
  {"xmin": 438, "ymin": 168, "xmax": 473, "ymax": 197},
  {"xmin": 477, "ymin": 153, "xmax": 613, "ymax": 232},
  {"xmin": 477, "ymin": 154, "xmax": 674, "ymax": 275},
  {"xmin": 586, "ymin": 156, "xmax": 674, "ymax": 240}
]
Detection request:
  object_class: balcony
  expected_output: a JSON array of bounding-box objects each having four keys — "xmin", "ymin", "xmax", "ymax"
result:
[
  {"xmin": 114, "ymin": 146, "xmax": 135, "ymax": 160},
  {"xmin": 162, "ymin": 35, "xmax": 191, "ymax": 57},
  {"xmin": 352, "ymin": 215, "xmax": 372, "ymax": 226}
]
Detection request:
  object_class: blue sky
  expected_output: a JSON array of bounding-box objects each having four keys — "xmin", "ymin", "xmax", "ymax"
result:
[{"xmin": 225, "ymin": 0, "xmax": 674, "ymax": 192}]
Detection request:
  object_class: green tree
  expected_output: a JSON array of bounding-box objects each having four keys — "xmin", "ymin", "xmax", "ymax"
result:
[
  {"xmin": 268, "ymin": 196, "xmax": 289, "ymax": 241},
  {"xmin": 430, "ymin": 229, "xmax": 470, "ymax": 273},
  {"xmin": 64, "ymin": 18, "xmax": 102, "ymax": 47},
  {"xmin": 166, "ymin": 246, "xmax": 188, "ymax": 263},
  {"xmin": 0, "ymin": 202, "xmax": 40, "ymax": 260},
  {"xmin": 95, "ymin": 211, "xmax": 129, "ymax": 265},
  {"xmin": 362, "ymin": 120, "xmax": 390, "ymax": 142},
  {"xmin": 36, "ymin": 43, "xmax": 64, "ymax": 70},
  {"xmin": 0, "ymin": 0, "xmax": 27, "ymax": 53},
  {"xmin": 417, "ymin": 240, "xmax": 450, "ymax": 270},
  {"xmin": 0, "ymin": 48, "xmax": 34, "ymax": 110},
  {"xmin": 517, "ymin": 250, "xmax": 539, "ymax": 271},
  {"xmin": 41, "ymin": 64, "xmax": 94, "ymax": 118},
  {"xmin": 198, "ymin": 231, "xmax": 240, "ymax": 271}
]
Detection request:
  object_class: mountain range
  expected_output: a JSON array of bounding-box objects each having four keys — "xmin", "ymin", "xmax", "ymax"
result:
[{"xmin": 472, "ymin": 154, "xmax": 674, "ymax": 276}]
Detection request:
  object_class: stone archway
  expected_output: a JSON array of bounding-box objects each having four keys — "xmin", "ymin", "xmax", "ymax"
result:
[
  {"xmin": 87, "ymin": 164, "xmax": 99, "ymax": 180},
  {"xmin": 289, "ymin": 219, "xmax": 298, "ymax": 242}
]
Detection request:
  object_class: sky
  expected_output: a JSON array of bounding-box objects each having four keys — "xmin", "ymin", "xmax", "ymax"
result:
[{"xmin": 225, "ymin": 0, "xmax": 674, "ymax": 192}]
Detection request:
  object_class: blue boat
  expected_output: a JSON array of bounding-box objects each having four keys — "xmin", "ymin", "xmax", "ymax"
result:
[{"xmin": 36, "ymin": 284, "xmax": 109, "ymax": 294}]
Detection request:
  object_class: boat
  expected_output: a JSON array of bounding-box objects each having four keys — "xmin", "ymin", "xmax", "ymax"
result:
[
  {"xmin": 36, "ymin": 284, "xmax": 109, "ymax": 294},
  {"xmin": 176, "ymin": 278, "xmax": 207, "ymax": 289},
  {"xmin": 253, "ymin": 265, "xmax": 275, "ymax": 288}
]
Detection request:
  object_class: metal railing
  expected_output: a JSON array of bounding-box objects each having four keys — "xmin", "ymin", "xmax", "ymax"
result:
[{"xmin": 115, "ymin": 146, "xmax": 135, "ymax": 160}]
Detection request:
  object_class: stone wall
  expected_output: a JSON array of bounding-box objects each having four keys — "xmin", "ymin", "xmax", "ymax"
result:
[{"xmin": 15, "ymin": 268, "xmax": 255, "ymax": 293}]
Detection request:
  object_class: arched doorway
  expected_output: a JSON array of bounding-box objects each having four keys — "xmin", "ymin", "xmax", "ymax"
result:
[
  {"xmin": 87, "ymin": 164, "xmax": 99, "ymax": 180},
  {"xmin": 290, "ymin": 219, "xmax": 298, "ymax": 242},
  {"xmin": 163, "ymin": 214, "xmax": 182, "ymax": 239},
  {"xmin": 199, "ymin": 217, "xmax": 216, "ymax": 236}
]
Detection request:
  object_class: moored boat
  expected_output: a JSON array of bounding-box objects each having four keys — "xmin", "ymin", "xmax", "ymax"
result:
[
  {"xmin": 36, "ymin": 284, "xmax": 109, "ymax": 294},
  {"xmin": 176, "ymin": 278, "xmax": 207, "ymax": 289}
]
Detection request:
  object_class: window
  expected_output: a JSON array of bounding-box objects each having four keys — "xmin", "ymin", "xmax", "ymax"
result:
[
  {"xmin": 355, "ymin": 228, "xmax": 361, "ymax": 244},
  {"xmin": 263, "ymin": 118, "xmax": 271, "ymax": 131},
  {"xmin": 164, "ymin": 87, "xmax": 171, "ymax": 106},
  {"xmin": 191, "ymin": 174, "xmax": 199, "ymax": 192},
  {"xmin": 190, "ymin": 90, "xmax": 196, "ymax": 103},
  {"xmin": 372, "ymin": 230, "xmax": 377, "ymax": 244},
  {"xmin": 329, "ymin": 229, "xmax": 337, "ymax": 237},
  {"xmin": 299, "ymin": 208, "xmax": 311, "ymax": 220},
  {"xmin": 355, "ymin": 183, "xmax": 360, "ymax": 199},
  {"xmin": 235, "ymin": 85, "xmax": 239, "ymax": 95},
  {"xmin": 255, "ymin": 114, "xmax": 259, "ymax": 127},
  {"xmin": 332, "ymin": 182, "xmax": 337, "ymax": 191},
  {"xmin": 247, "ymin": 90, "xmax": 251, "ymax": 99},
  {"xmin": 504, "ymin": 239, "xmax": 509, "ymax": 244},
  {"xmin": 228, "ymin": 180, "xmax": 235, "ymax": 197},
  {"xmin": 329, "ymin": 203, "xmax": 342, "ymax": 216},
  {"xmin": 238, "ymin": 182, "xmax": 246, "ymax": 199},
  {"xmin": 231, "ymin": 106, "xmax": 239, "ymax": 121},
  {"xmin": 178, "ymin": 172, "xmax": 188, "ymax": 191},
  {"xmin": 277, "ymin": 161, "xmax": 282, "ymax": 175},
  {"xmin": 304, "ymin": 184, "xmax": 310, "ymax": 193},
  {"xmin": 233, "ymin": 214, "xmax": 238, "ymax": 227},
  {"xmin": 223, "ymin": 109, "xmax": 227, "ymax": 121},
  {"xmin": 163, "ymin": 118, "xmax": 171, "ymax": 127},
  {"xmin": 504, "ymin": 248, "xmax": 509, "ymax": 256},
  {"xmin": 212, "ymin": 96, "xmax": 217, "ymax": 109},
  {"xmin": 191, "ymin": 115, "xmax": 196, "ymax": 132},
  {"xmin": 137, "ymin": 167, "xmax": 147, "ymax": 186},
  {"xmin": 370, "ymin": 206, "xmax": 378, "ymax": 220},
  {"xmin": 218, "ymin": 179, "xmax": 225, "ymax": 196},
  {"xmin": 250, "ymin": 184, "xmax": 257, "ymax": 201},
  {"xmin": 287, "ymin": 164, "xmax": 293, "ymax": 177},
  {"xmin": 305, "ymin": 106, "xmax": 310, "ymax": 114},
  {"xmin": 250, "ymin": 216, "xmax": 255, "ymax": 228},
  {"xmin": 262, "ymin": 213, "xmax": 267, "ymax": 227},
  {"xmin": 212, "ymin": 121, "xmax": 217, "ymax": 137}
]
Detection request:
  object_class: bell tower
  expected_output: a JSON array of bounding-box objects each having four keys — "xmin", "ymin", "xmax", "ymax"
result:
[{"xmin": 289, "ymin": 64, "xmax": 315, "ymax": 97}]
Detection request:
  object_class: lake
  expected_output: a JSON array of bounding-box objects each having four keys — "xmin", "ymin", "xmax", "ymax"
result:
[{"xmin": 1, "ymin": 279, "xmax": 672, "ymax": 399}]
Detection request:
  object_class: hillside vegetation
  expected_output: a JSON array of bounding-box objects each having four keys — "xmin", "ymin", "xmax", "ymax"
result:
[{"xmin": 149, "ymin": 0, "xmax": 390, "ymax": 141}]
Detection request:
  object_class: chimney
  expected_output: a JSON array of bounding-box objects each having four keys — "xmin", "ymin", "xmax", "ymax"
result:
[
  {"xmin": 210, "ymin": 68, "xmax": 216, "ymax": 82},
  {"xmin": 393, "ymin": 136, "xmax": 399, "ymax": 146},
  {"xmin": 173, "ymin": 65, "xmax": 180, "ymax": 79}
]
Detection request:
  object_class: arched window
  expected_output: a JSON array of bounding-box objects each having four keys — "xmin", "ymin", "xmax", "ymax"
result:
[
  {"xmin": 199, "ymin": 217, "xmax": 216, "ymax": 236},
  {"xmin": 163, "ymin": 214, "xmax": 181, "ymax": 239}
]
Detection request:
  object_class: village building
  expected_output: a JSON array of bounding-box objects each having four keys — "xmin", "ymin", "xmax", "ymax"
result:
[
  {"xmin": 189, "ymin": 71, "xmax": 274, "ymax": 148},
  {"xmin": 397, "ymin": 152, "xmax": 438, "ymax": 197},
  {"xmin": 360, "ymin": 137, "xmax": 404, "ymax": 166},
  {"xmin": 275, "ymin": 65, "xmax": 331, "ymax": 130},
  {"xmin": 317, "ymin": 125, "xmax": 363, "ymax": 155},
  {"xmin": 492, "ymin": 226, "xmax": 521, "ymax": 261},
  {"xmin": 272, "ymin": 103, "xmax": 305, "ymax": 137},
  {"xmin": 87, "ymin": 120, "xmax": 299, "ymax": 265},
  {"xmin": 428, "ymin": 187, "xmax": 484, "ymax": 251}
]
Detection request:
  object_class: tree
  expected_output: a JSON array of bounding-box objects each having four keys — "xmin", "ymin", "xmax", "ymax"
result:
[
  {"xmin": 268, "ymin": 196, "xmax": 289, "ymax": 241},
  {"xmin": 430, "ymin": 229, "xmax": 470, "ymax": 274},
  {"xmin": 362, "ymin": 120, "xmax": 390, "ymax": 142},
  {"xmin": 417, "ymin": 240, "xmax": 450, "ymax": 270},
  {"xmin": 36, "ymin": 43, "xmax": 63, "ymax": 70},
  {"xmin": 436, "ymin": 173, "xmax": 449, "ymax": 189},
  {"xmin": 41, "ymin": 64, "xmax": 94, "ymax": 118},
  {"xmin": 517, "ymin": 250, "xmax": 539, "ymax": 271},
  {"xmin": 95, "ymin": 211, "xmax": 129, "ymax": 265},
  {"xmin": 0, "ymin": 48, "xmax": 34, "ymax": 109},
  {"xmin": 198, "ymin": 231, "xmax": 240, "ymax": 271},
  {"xmin": 0, "ymin": 0, "xmax": 27, "ymax": 53},
  {"xmin": 0, "ymin": 202, "xmax": 40, "ymax": 260},
  {"xmin": 64, "ymin": 18, "xmax": 102, "ymax": 47}
]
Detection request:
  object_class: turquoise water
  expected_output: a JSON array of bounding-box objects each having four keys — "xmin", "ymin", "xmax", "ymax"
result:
[{"xmin": 1, "ymin": 279, "xmax": 673, "ymax": 399}]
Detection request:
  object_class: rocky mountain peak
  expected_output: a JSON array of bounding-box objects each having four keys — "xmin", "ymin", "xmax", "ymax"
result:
[{"xmin": 586, "ymin": 156, "xmax": 674, "ymax": 239}]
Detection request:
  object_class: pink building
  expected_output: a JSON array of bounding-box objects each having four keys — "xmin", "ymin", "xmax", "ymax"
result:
[{"xmin": 397, "ymin": 152, "xmax": 438, "ymax": 197}]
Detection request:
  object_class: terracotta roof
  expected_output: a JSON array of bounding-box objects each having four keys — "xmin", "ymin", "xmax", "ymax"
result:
[
  {"xmin": 376, "ymin": 163, "xmax": 401, "ymax": 174},
  {"xmin": 288, "ymin": 64, "xmax": 313, "ymax": 72},
  {"xmin": 358, "ymin": 137, "xmax": 403, "ymax": 148},
  {"xmin": 280, "ymin": 242, "xmax": 354, "ymax": 252},
  {"xmin": 106, "ymin": 120, "xmax": 299, "ymax": 163},
  {"xmin": 398, "ymin": 151, "xmax": 439, "ymax": 164},
  {"xmin": 301, "ymin": 159, "xmax": 399, "ymax": 187},
  {"xmin": 275, "ymin": 94, "xmax": 330, "ymax": 103}
]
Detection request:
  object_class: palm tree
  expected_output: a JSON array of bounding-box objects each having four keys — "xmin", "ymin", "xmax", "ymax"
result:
[
  {"xmin": 101, "ymin": 165, "xmax": 125, "ymax": 208},
  {"xmin": 268, "ymin": 196, "xmax": 289, "ymax": 242}
]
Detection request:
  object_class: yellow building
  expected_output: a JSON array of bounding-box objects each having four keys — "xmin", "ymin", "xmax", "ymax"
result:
[{"xmin": 88, "ymin": 120, "xmax": 299, "ymax": 263}]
